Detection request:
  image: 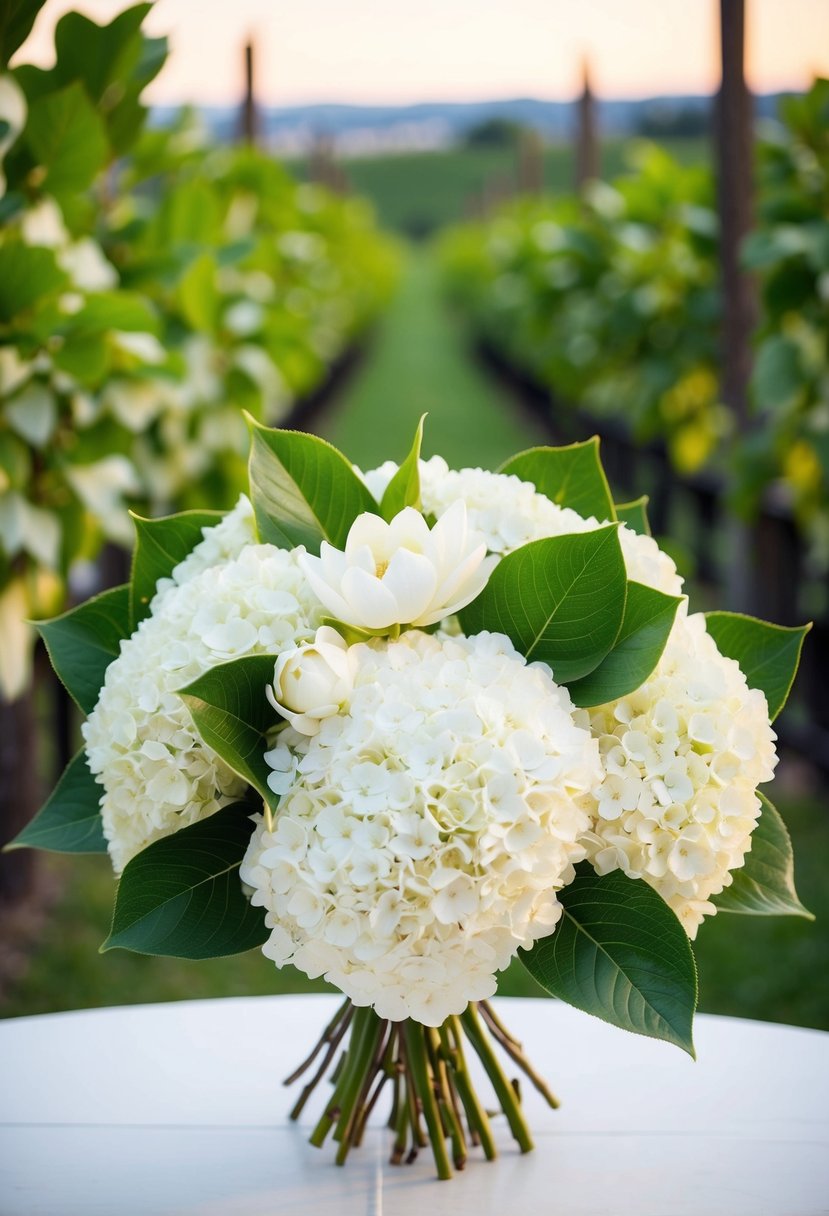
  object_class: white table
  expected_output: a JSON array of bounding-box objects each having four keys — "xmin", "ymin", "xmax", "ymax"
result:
[{"xmin": 1, "ymin": 994, "xmax": 827, "ymax": 1216}]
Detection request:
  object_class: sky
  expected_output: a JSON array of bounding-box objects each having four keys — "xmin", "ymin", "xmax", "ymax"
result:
[{"xmin": 19, "ymin": 0, "xmax": 829, "ymax": 107}]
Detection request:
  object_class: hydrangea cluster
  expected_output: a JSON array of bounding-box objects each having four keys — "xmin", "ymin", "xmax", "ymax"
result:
[
  {"xmin": 154, "ymin": 494, "xmax": 257, "ymax": 599},
  {"xmin": 360, "ymin": 457, "xmax": 683, "ymax": 598},
  {"xmin": 242, "ymin": 630, "xmax": 600, "ymax": 1026},
  {"xmin": 83, "ymin": 533, "xmax": 322, "ymax": 871},
  {"xmin": 577, "ymin": 612, "xmax": 778, "ymax": 936}
]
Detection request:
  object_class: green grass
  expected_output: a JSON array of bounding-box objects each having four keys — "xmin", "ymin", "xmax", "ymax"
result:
[
  {"xmin": 3, "ymin": 243, "xmax": 826, "ymax": 1035},
  {"xmin": 319, "ymin": 249, "xmax": 546, "ymax": 469},
  {"xmin": 292, "ymin": 137, "xmax": 708, "ymax": 237}
]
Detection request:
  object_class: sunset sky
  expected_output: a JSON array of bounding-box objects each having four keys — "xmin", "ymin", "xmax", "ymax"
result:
[{"xmin": 19, "ymin": 0, "xmax": 829, "ymax": 106}]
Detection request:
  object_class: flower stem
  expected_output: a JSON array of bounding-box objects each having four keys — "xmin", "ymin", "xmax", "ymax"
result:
[
  {"xmin": 460, "ymin": 1005, "xmax": 534, "ymax": 1154},
  {"xmin": 403, "ymin": 1022, "xmax": 453, "ymax": 1180},
  {"xmin": 288, "ymin": 1000, "xmax": 554, "ymax": 1176}
]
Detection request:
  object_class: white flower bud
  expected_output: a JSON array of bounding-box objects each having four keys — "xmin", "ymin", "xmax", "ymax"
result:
[{"xmin": 267, "ymin": 626, "xmax": 355, "ymax": 736}]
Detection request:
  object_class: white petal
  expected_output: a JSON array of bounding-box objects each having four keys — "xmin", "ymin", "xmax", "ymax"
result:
[
  {"xmin": 381, "ymin": 548, "xmax": 438, "ymax": 622},
  {"xmin": 340, "ymin": 567, "xmax": 400, "ymax": 629}
]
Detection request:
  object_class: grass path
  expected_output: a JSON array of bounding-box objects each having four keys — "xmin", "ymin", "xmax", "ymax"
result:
[{"xmin": 319, "ymin": 248, "xmax": 545, "ymax": 470}]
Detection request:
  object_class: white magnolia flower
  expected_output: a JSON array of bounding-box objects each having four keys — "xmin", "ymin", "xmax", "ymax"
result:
[
  {"xmin": 577, "ymin": 612, "xmax": 778, "ymax": 937},
  {"xmin": 298, "ymin": 502, "xmax": 497, "ymax": 632},
  {"xmin": 243, "ymin": 629, "xmax": 601, "ymax": 1026},
  {"xmin": 267, "ymin": 625, "xmax": 356, "ymax": 736},
  {"xmin": 83, "ymin": 515, "xmax": 322, "ymax": 871}
]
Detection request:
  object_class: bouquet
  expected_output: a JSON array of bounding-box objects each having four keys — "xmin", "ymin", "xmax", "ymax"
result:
[{"xmin": 12, "ymin": 417, "xmax": 811, "ymax": 1180}]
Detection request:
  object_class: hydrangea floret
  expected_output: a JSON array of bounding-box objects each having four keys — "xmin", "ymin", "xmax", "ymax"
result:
[{"xmin": 14, "ymin": 421, "xmax": 810, "ymax": 1183}]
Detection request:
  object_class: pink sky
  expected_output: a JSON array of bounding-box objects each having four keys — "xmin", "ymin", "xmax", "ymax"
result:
[{"xmin": 20, "ymin": 0, "xmax": 829, "ymax": 106}]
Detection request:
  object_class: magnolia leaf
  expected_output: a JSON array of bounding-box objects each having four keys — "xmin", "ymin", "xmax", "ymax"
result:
[
  {"xmin": 102, "ymin": 802, "xmax": 267, "ymax": 959},
  {"xmin": 380, "ymin": 413, "xmax": 425, "ymax": 520},
  {"xmin": 713, "ymin": 794, "xmax": 813, "ymax": 919},
  {"xmin": 130, "ymin": 508, "xmax": 224, "ymax": 627},
  {"xmin": 705, "ymin": 612, "xmax": 810, "ymax": 719},
  {"xmin": 7, "ymin": 749, "xmax": 106, "ymax": 854},
  {"xmin": 520, "ymin": 867, "xmax": 697, "ymax": 1056},
  {"xmin": 38, "ymin": 585, "xmax": 131, "ymax": 715},
  {"xmin": 499, "ymin": 438, "xmax": 616, "ymax": 522},
  {"xmin": 567, "ymin": 582, "xmax": 682, "ymax": 707},
  {"xmin": 247, "ymin": 418, "xmax": 376, "ymax": 553},
  {"xmin": 459, "ymin": 526, "xmax": 626, "ymax": 682},
  {"xmin": 179, "ymin": 656, "xmax": 281, "ymax": 810},
  {"xmin": 615, "ymin": 496, "xmax": 651, "ymax": 536}
]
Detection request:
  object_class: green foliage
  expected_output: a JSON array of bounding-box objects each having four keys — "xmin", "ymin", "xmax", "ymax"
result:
[
  {"xmin": 8, "ymin": 749, "xmax": 106, "ymax": 854},
  {"xmin": 713, "ymin": 794, "xmax": 813, "ymax": 920},
  {"xmin": 0, "ymin": 3, "xmax": 398, "ymax": 700},
  {"xmin": 567, "ymin": 581, "xmax": 682, "ymax": 707},
  {"xmin": 499, "ymin": 438, "xmax": 616, "ymax": 521},
  {"xmin": 102, "ymin": 802, "xmax": 269, "ymax": 959},
  {"xmin": 179, "ymin": 656, "xmax": 282, "ymax": 810},
  {"xmin": 615, "ymin": 496, "xmax": 651, "ymax": 535},
  {"xmin": 130, "ymin": 509, "xmax": 223, "ymax": 626},
  {"xmin": 520, "ymin": 866, "xmax": 698, "ymax": 1055},
  {"xmin": 379, "ymin": 414, "xmax": 425, "ymax": 519},
  {"xmin": 0, "ymin": 0, "xmax": 47, "ymax": 67},
  {"xmin": 440, "ymin": 80, "xmax": 829, "ymax": 559},
  {"xmin": 248, "ymin": 419, "xmax": 377, "ymax": 551},
  {"xmin": 459, "ymin": 526, "xmax": 626, "ymax": 682},
  {"xmin": 704, "ymin": 611, "xmax": 810, "ymax": 719},
  {"xmin": 25, "ymin": 81, "xmax": 109, "ymax": 195},
  {"xmin": 37, "ymin": 585, "xmax": 131, "ymax": 714}
]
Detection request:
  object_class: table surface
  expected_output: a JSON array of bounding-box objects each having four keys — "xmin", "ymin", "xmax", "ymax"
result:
[{"xmin": 1, "ymin": 994, "xmax": 827, "ymax": 1216}]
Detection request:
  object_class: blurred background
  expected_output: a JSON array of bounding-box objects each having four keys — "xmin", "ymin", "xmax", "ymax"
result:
[{"xmin": 1, "ymin": 0, "xmax": 827, "ymax": 1029}]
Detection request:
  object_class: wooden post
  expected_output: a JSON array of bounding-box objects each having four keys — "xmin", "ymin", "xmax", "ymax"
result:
[
  {"xmin": 715, "ymin": 0, "xmax": 757, "ymax": 611},
  {"xmin": 239, "ymin": 40, "xmax": 258, "ymax": 146},
  {"xmin": 574, "ymin": 58, "xmax": 599, "ymax": 192}
]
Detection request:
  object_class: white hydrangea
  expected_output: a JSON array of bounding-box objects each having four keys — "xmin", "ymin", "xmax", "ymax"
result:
[
  {"xmin": 360, "ymin": 457, "xmax": 683, "ymax": 598},
  {"xmin": 153, "ymin": 494, "xmax": 257, "ymax": 601},
  {"xmin": 576, "ymin": 612, "xmax": 778, "ymax": 937},
  {"xmin": 83, "ymin": 539, "xmax": 322, "ymax": 872},
  {"xmin": 242, "ymin": 629, "xmax": 601, "ymax": 1026}
]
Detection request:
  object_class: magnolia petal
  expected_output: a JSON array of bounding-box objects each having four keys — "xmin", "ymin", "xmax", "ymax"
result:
[
  {"xmin": 340, "ymin": 566, "xmax": 400, "ymax": 629},
  {"xmin": 381, "ymin": 548, "xmax": 438, "ymax": 622}
]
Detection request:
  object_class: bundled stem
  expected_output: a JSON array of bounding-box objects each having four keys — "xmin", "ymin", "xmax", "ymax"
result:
[{"xmin": 285, "ymin": 999, "xmax": 558, "ymax": 1180}]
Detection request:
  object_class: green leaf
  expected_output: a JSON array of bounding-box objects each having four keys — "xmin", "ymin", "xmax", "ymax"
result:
[
  {"xmin": 713, "ymin": 794, "xmax": 813, "ymax": 919},
  {"xmin": 178, "ymin": 251, "xmax": 219, "ymax": 333},
  {"xmin": 179, "ymin": 656, "xmax": 281, "ymax": 810},
  {"xmin": 26, "ymin": 81, "xmax": 109, "ymax": 194},
  {"xmin": 247, "ymin": 418, "xmax": 377, "ymax": 552},
  {"xmin": 102, "ymin": 802, "xmax": 267, "ymax": 959},
  {"xmin": 615, "ymin": 496, "xmax": 651, "ymax": 536},
  {"xmin": 52, "ymin": 5, "xmax": 150, "ymax": 103},
  {"xmin": 704, "ymin": 612, "xmax": 810, "ymax": 719},
  {"xmin": 76, "ymin": 292, "xmax": 159, "ymax": 335},
  {"xmin": 459, "ymin": 526, "xmax": 627, "ymax": 682},
  {"xmin": 37, "ymin": 585, "xmax": 131, "ymax": 715},
  {"xmin": 567, "ymin": 582, "xmax": 682, "ymax": 707},
  {"xmin": 130, "ymin": 509, "xmax": 224, "ymax": 627},
  {"xmin": 6, "ymin": 749, "xmax": 106, "ymax": 854},
  {"xmin": 379, "ymin": 413, "xmax": 425, "ymax": 520},
  {"xmin": 1, "ymin": 0, "xmax": 47, "ymax": 66},
  {"xmin": 499, "ymin": 438, "xmax": 616, "ymax": 522},
  {"xmin": 0, "ymin": 240, "xmax": 67, "ymax": 323},
  {"xmin": 519, "ymin": 867, "xmax": 697, "ymax": 1056}
]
